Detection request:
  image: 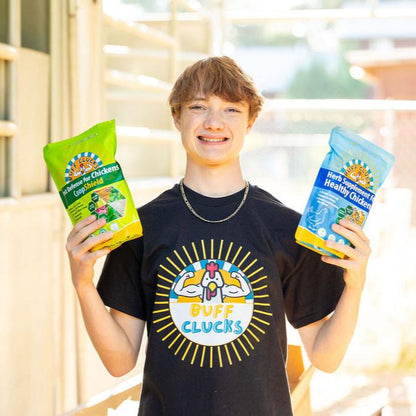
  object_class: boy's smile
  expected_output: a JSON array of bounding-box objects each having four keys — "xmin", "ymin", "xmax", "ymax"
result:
[{"xmin": 197, "ymin": 134, "xmax": 229, "ymax": 143}]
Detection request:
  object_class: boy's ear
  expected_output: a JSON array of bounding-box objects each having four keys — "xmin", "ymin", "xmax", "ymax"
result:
[
  {"xmin": 172, "ymin": 112, "xmax": 182, "ymax": 131},
  {"xmin": 246, "ymin": 116, "xmax": 257, "ymax": 134}
]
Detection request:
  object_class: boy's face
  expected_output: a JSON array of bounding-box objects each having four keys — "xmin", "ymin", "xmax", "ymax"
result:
[{"xmin": 173, "ymin": 95, "xmax": 254, "ymax": 168}]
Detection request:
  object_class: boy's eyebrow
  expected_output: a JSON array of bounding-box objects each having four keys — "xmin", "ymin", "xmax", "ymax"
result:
[{"xmin": 191, "ymin": 96, "xmax": 245, "ymax": 106}]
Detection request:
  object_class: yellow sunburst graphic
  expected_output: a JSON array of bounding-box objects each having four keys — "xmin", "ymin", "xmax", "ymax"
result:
[
  {"xmin": 152, "ymin": 239, "xmax": 273, "ymax": 368},
  {"xmin": 332, "ymin": 148, "xmax": 381, "ymax": 191}
]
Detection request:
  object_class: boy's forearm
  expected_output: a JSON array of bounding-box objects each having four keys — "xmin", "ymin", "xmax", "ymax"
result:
[
  {"xmin": 306, "ymin": 219, "xmax": 370, "ymax": 372},
  {"xmin": 75, "ymin": 283, "xmax": 139, "ymax": 376},
  {"xmin": 309, "ymin": 284, "xmax": 363, "ymax": 372}
]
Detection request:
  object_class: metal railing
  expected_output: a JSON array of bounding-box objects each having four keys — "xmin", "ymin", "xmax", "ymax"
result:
[
  {"xmin": 0, "ymin": 119, "xmax": 18, "ymax": 137},
  {"xmin": 103, "ymin": 7, "xmax": 179, "ymax": 85},
  {"xmin": 105, "ymin": 70, "xmax": 172, "ymax": 93},
  {"xmin": 103, "ymin": 0, "xmax": 216, "ymax": 178},
  {"xmin": 224, "ymin": 7, "xmax": 416, "ymax": 23},
  {"xmin": 0, "ymin": 42, "xmax": 18, "ymax": 62},
  {"xmin": 103, "ymin": 14, "xmax": 177, "ymax": 48}
]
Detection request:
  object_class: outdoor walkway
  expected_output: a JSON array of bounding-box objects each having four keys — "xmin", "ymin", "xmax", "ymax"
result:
[{"xmin": 311, "ymin": 369, "xmax": 416, "ymax": 415}]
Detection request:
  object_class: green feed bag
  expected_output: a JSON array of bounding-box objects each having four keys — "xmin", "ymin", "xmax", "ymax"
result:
[{"xmin": 43, "ymin": 119, "xmax": 143, "ymax": 251}]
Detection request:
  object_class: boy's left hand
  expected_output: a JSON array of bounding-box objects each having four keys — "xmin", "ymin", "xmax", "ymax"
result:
[{"xmin": 322, "ymin": 219, "xmax": 371, "ymax": 292}]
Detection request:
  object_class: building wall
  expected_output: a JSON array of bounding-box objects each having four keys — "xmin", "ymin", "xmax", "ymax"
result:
[
  {"xmin": 370, "ymin": 64, "xmax": 416, "ymax": 100},
  {"xmin": 366, "ymin": 62, "xmax": 416, "ymax": 223},
  {"xmin": 0, "ymin": 44, "xmax": 59, "ymax": 414},
  {"xmin": 0, "ymin": 195, "xmax": 64, "ymax": 415}
]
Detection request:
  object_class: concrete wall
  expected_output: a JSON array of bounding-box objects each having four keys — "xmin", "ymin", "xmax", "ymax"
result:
[
  {"xmin": 0, "ymin": 195, "xmax": 65, "ymax": 415},
  {"xmin": 17, "ymin": 48, "xmax": 50, "ymax": 195}
]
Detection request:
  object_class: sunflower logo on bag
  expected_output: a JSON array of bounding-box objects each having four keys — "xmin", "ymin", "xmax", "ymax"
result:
[
  {"xmin": 341, "ymin": 159, "xmax": 374, "ymax": 190},
  {"xmin": 65, "ymin": 152, "xmax": 103, "ymax": 183}
]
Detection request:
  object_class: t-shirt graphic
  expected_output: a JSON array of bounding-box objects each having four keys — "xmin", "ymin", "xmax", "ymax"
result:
[{"xmin": 152, "ymin": 239, "xmax": 273, "ymax": 368}]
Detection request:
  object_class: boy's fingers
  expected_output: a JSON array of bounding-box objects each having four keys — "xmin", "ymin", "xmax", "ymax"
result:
[
  {"xmin": 68, "ymin": 217, "xmax": 106, "ymax": 247},
  {"xmin": 90, "ymin": 247, "xmax": 112, "ymax": 261},
  {"xmin": 331, "ymin": 221, "xmax": 369, "ymax": 250},
  {"xmin": 325, "ymin": 239, "xmax": 355, "ymax": 259},
  {"xmin": 88, "ymin": 244, "xmax": 112, "ymax": 258},
  {"xmin": 67, "ymin": 215, "xmax": 96, "ymax": 241},
  {"xmin": 67, "ymin": 230, "xmax": 113, "ymax": 262},
  {"xmin": 331, "ymin": 223, "xmax": 357, "ymax": 248},
  {"xmin": 321, "ymin": 255, "xmax": 343, "ymax": 267},
  {"xmin": 339, "ymin": 219, "xmax": 369, "ymax": 243},
  {"xmin": 81, "ymin": 230, "xmax": 113, "ymax": 253},
  {"xmin": 70, "ymin": 215, "xmax": 97, "ymax": 236}
]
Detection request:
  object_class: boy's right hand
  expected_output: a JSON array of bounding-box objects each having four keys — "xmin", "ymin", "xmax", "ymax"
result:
[{"xmin": 66, "ymin": 215, "xmax": 113, "ymax": 290}]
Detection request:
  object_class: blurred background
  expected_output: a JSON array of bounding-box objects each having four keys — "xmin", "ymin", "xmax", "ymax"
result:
[{"xmin": 1, "ymin": 0, "xmax": 416, "ymax": 414}]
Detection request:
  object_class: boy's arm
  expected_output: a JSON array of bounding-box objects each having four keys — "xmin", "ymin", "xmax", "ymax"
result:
[
  {"xmin": 67, "ymin": 215, "xmax": 144, "ymax": 377},
  {"xmin": 298, "ymin": 219, "xmax": 371, "ymax": 373}
]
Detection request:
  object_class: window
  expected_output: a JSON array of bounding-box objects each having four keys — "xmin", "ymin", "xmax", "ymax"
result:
[{"xmin": 0, "ymin": 0, "xmax": 50, "ymax": 197}]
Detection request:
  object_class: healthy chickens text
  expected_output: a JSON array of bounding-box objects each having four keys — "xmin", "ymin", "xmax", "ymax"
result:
[{"xmin": 317, "ymin": 169, "xmax": 375, "ymax": 212}]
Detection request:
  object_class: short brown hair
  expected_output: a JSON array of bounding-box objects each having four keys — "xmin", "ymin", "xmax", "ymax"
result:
[{"xmin": 169, "ymin": 56, "xmax": 264, "ymax": 121}]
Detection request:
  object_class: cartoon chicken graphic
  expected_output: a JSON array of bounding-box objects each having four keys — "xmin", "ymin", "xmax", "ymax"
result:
[{"xmin": 172, "ymin": 261, "xmax": 251, "ymax": 303}]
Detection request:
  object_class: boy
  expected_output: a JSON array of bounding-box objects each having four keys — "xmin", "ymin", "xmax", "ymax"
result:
[{"xmin": 66, "ymin": 56, "xmax": 371, "ymax": 415}]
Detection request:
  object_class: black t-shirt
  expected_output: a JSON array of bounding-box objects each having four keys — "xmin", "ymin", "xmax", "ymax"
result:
[{"xmin": 97, "ymin": 183, "xmax": 345, "ymax": 416}]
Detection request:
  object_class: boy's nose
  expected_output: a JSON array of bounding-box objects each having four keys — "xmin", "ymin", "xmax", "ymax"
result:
[{"xmin": 203, "ymin": 109, "xmax": 225, "ymax": 130}]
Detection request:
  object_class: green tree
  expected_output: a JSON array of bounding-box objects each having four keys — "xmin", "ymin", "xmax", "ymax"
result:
[
  {"xmin": 231, "ymin": 24, "xmax": 304, "ymax": 47},
  {"xmin": 285, "ymin": 56, "xmax": 369, "ymax": 99}
]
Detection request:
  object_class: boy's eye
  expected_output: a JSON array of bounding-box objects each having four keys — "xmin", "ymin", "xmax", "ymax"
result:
[
  {"xmin": 189, "ymin": 105, "xmax": 205, "ymax": 111},
  {"xmin": 227, "ymin": 108, "xmax": 241, "ymax": 113}
]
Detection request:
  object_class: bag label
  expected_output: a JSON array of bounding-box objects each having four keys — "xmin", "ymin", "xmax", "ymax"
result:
[
  {"xmin": 59, "ymin": 162, "xmax": 123, "ymax": 208},
  {"xmin": 314, "ymin": 168, "xmax": 375, "ymax": 213}
]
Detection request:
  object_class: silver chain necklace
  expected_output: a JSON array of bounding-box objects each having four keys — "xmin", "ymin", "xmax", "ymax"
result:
[{"xmin": 179, "ymin": 179, "xmax": 250, "ymax": 223}]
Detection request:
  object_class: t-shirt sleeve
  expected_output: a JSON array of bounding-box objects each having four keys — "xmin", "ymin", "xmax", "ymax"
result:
[
  {"xmin": 97, "ymin": 236, "xmax": 147, "ymax": 320},
  {"xmin": 283, "ymin": 246, "xmax": 345, "ymax": 329}
]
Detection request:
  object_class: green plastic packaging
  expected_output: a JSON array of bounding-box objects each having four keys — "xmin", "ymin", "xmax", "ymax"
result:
[{"xmin": 43, "ymin": 119, "xmax": 143, "ymax": 251}]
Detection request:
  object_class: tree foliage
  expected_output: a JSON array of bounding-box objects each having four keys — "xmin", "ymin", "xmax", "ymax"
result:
[{"xmin": 285, "ymin": 56, "xmax": 369, "ymax": 99}]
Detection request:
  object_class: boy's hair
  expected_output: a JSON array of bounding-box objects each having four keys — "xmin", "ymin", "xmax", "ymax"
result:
[{"xmin": 169, "ymin": 56, "xmax": 264, "ymax": 121}]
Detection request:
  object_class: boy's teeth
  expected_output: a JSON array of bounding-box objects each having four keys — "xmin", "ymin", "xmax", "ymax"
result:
[{"xmin": 199, "ymin": 136, "xmax": 226, "ymax": 142}]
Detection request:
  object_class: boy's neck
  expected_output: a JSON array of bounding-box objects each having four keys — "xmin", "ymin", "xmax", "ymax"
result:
[{"xmin": 182, "ymin": 163, "xmax": 245, "ymax": 197}]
